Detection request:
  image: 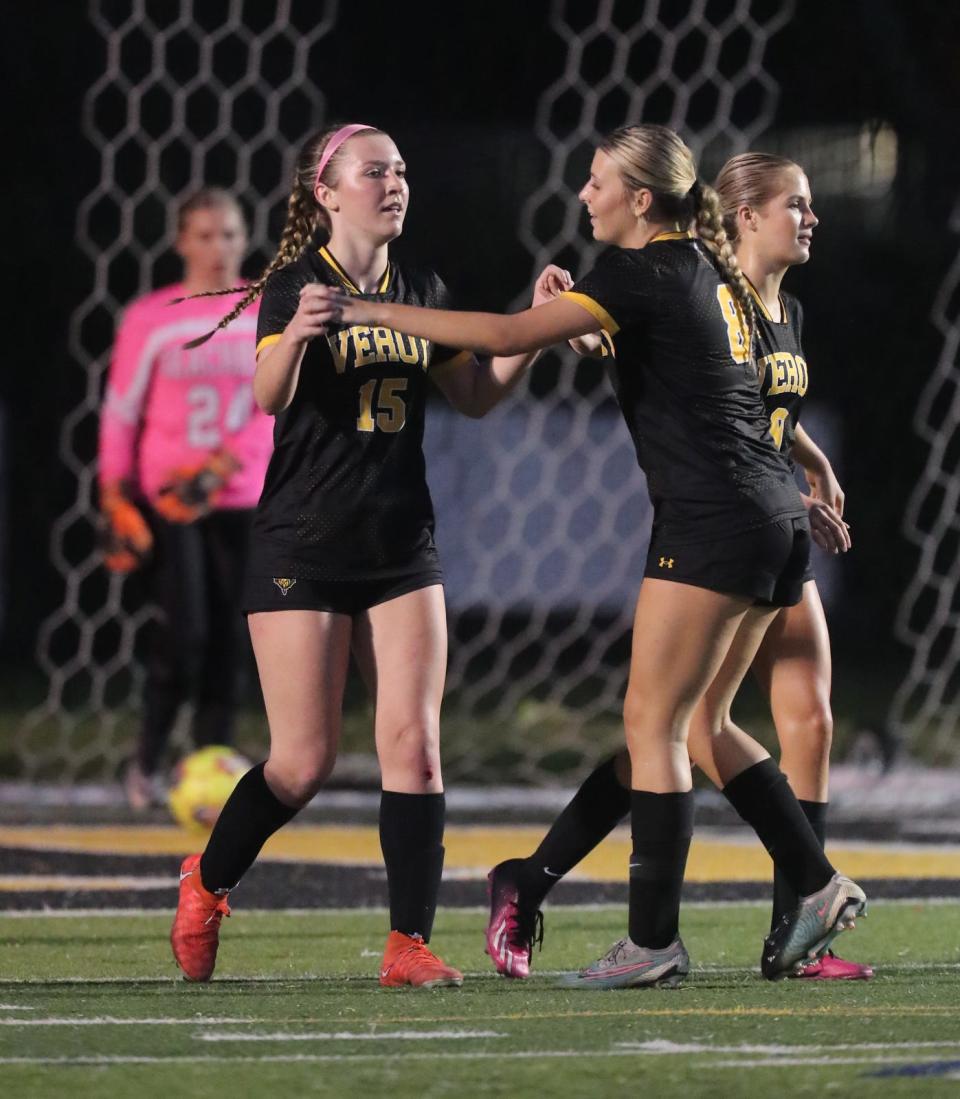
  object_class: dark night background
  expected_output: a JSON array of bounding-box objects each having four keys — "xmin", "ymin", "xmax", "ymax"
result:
[{"xmin": 2, "ymin": 0, "xmax": 959, "ymax": 744}]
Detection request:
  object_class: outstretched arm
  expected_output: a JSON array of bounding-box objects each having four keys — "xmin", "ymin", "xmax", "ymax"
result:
[
  {"xmin": 431, "ymin": 264, "xmax": 601, "ymax": 417},
  {"xmin": 303, "ymin": 283, "xmax": 600, "ymax": 357},
  {"xmin": 534, "ymin": 265, "xmax": 606, "ymax": 357}
]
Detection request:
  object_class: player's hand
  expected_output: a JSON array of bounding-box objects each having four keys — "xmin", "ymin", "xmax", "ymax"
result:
[
  {"xmin": 803, "ymin": 495, "xmax": 851, "ymax": 554},
  {"xmin": 154, "ymin": 449, "xmax": 243, "ymax": 524},
  {"xmin": 100, "ymin": 483, "xmax": 153, "ymax": 572},
  {"xmin": 804, "ymin": 463, "xmax": 845, "ymax": 517},
  {"xmin": 285, "ymin": 283, "xmax": 340, "ymax": 342},
  {"xmin": 532, "ymin": 264, "xmax": 573, "ymax": 307},
  {"xmin": 301, "ymin": 283, "xmax": 364, "ymax": 328}
]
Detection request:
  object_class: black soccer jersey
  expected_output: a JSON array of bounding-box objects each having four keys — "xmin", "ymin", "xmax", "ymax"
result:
[
  {"xmin": 249, "ymin": 244, "xmax": 469, "ymax": 579},
  {"xmin": 562, "ymin": 234, "xmax": 806, "ymax": 545},
  {"xmin": 750, "ymin": 285, "xmax": 808, "ymax": 456}
]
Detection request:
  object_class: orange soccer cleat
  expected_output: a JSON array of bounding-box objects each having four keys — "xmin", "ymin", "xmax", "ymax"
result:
[
  {"xmin": 170, "ymin": 854, "xmax": 231, "ymax": 982},
  {"xmin": 379, "ymin": 931, "xmax": 463, "ymax": 989}
]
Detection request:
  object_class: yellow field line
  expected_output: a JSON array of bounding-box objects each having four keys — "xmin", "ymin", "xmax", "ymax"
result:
[
  {"xmin": 1, "ymin": 824, "xmax": 958, "ymax": 881},
  {"xmin": 0, "ymin": 876, "xmax": 171, "ymax": 892},
  {"xmin": 376, "ymin": 1005, "xmax": 960, "ymax": 1022}
]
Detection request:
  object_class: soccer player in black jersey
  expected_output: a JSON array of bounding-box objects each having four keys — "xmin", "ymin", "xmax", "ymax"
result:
[
  {"xmin": 478, "ymin": 153, "xmax": 873, "ymax": 982},
  {"xmin": 170, "ymin": 123, "xmax": 550, "ymax": 987},
  {"xmin": 310, "ymin": 125, "xmax": 868, "ymax": 987}
]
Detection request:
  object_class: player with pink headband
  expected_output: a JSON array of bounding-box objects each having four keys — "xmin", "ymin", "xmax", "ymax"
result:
[
  {"xmin": 170, "ymin": 123, "xmax": 558, "ymax": 988},
  {"xmin": 99, "ymin": 187, "xmax": 273, "ymax": 809}
]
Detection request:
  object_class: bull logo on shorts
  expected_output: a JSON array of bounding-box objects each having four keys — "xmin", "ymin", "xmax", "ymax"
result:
[{"xmin": 272, "ymin": 577, "xmax": 297, "ymax": 596}]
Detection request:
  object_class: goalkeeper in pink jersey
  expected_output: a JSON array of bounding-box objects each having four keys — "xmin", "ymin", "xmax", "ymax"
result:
[{"xmin": 98, "ymin": 188, "xmax": 273, "ymax": 809}]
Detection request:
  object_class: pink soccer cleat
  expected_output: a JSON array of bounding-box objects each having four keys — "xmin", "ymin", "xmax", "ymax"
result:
[
  {"xmin": 792, "ymin": 951, "xmax": 874, "ymax": 980},
  {"xmin": 485, "ymin": 859, "xmax": 544, "ymax": 979}
]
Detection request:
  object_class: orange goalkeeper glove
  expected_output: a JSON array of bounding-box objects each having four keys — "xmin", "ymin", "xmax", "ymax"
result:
[
  {"xmin": 154, "ymin": 448, "xmax": 243, "ymax": 524},
  {"xmin": 100, "ymin": 483, "xmax": 153, "ymax": 573}
]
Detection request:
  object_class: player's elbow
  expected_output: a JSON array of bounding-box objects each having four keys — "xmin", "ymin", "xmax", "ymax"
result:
[
  {"xmin": 253, "ymin": 381, "xmax": 289, "ymax": 415},
  {"xmin": 253, "ymin": 390, "xmax": 279, "ymax": 415}
]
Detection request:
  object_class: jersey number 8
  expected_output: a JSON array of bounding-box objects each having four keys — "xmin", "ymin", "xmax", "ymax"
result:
[{"xmin": 716, "ymin": 285, "xmax": 750, "ymax": 365}]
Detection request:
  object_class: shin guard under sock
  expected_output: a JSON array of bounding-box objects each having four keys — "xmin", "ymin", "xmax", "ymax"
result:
[
  {"xmin": 522, "ymin": 755, "xmax": 630, "ymax": 905},
  {"xmin": 722, "ymin": 759, "xmax": 833, "ymax": 899},
  {"xmin": 771, "ymin": 799, "xmax": 828, "ymax": 929},
  {"xmin": 199, "ymin": 762, "xmax": 298, "ymax": 893},
  {"xmin": 628, "ymin": 789, "xmax": 694, "ymax": 949},
  {"xmin": 379, "ymin": 790, "xmax": 445, "ymax": 941}
]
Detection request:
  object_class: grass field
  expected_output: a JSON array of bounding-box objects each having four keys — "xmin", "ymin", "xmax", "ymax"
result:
[{"xmin": 2, "ymin": 902, "xmax": 959, "ymax": 1097}]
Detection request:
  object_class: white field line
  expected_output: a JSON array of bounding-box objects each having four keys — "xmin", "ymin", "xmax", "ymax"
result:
[
  {"xmin": 615, "ymin": 1039, "xmax": 960, "ymax": 1055},
  {"xmin": 0, "ymin": 1018, "xmax": 503, "ymax": 1040},
  {"xmin": 197, "ymin": 1029, "xmax": 504, "ymax": 1042},
  {"xmin": 0, "ymin": 1049, "xmax": 958, "ymax": 1068},
  {"xmin": 706, "ymin": 1056, "xmax": 960, "ymax": 1070},
  {"xmin": 0, "ymin": 1016, "xmax": 267, "ymax": 1026}
]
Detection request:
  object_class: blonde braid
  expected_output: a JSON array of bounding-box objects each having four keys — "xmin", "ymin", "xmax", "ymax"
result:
[
  {"xmin": 180, "ymin": 179, "xmax": 321, "ymax": 350},
  {"xmin": 694, "ymin": 181, "xmax": 757, "ymax": 367}
]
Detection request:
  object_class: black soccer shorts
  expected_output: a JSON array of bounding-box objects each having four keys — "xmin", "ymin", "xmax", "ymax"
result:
[
  {"xmin": 241, "ymin": 558, "xmax": 444, "ymax": 617},
  {"xmin": 644, "ymin": 515, "xmax": 811, "ymax": 608}
]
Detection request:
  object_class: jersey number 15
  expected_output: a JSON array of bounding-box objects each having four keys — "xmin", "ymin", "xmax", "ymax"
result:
[{"xmin": 357, "ymin": 377, "xmax": 408, "ymax": 433}]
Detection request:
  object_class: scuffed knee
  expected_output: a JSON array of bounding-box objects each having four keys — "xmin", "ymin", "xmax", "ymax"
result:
[{"xmin": 378, "ymin": 721, "xmax": 441, "ymax": 785}]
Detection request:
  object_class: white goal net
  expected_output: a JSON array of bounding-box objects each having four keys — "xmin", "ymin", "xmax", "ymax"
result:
[
  {"xmin": 24, "ymin": 0, "xmax": 796, "ymax": 786},
  {"xmin": 22, "ymin": 0, "xmax": 337, "ymax": 780},
  {"xmin": 429, "ymin": 0, "xmax": 796, "ymax": 782},
  {"xmin": 889, "ymin": 197, "xmax": 960, "ymax": 763}
]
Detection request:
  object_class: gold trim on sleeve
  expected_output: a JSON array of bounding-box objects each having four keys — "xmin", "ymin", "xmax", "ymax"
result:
[
  {"xmin": 256, "ymin": 333, "xmax": 283, "ymax": 358},
  {"xmin": 559, "ymin": 291, "xmax": 620, "ymax": 336}
]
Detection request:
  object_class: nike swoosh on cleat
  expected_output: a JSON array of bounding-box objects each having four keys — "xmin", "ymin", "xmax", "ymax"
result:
[
  {"xmin": 816, "ymin": 901, "xmax": 830, "ymax": 918},
  {"xmin": 179, "ymin": 871, "xmax": 193, "ymax": 882},
  {"xmin": 542, "ymin": 867, "xmax": 562, "ymax": 878}
]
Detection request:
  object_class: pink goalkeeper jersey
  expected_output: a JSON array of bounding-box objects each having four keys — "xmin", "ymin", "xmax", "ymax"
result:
[{"xmin": 99, "ymin": 285, "xmax": 273, "ymax": 508}]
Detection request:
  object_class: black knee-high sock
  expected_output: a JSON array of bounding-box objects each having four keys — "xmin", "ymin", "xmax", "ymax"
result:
[
  {"xmin": 521, "ymin": 756, "xmax": 630, "ymax": 906},
  {"xmin": 722, "ymin": 759, "xmax": 834, "ymax": 899},
  {"xmin": 199, "ymin": 763, "xmax": 298, "ymax": 893},
  {"xmin": 628, "ymin": 790, "xmax": 694, "ymax": 949},
  {"xmin": 771, "ymin": 800, "xmax": 827, "ymax": 930},
  {"xmin": 379, "ymin": 791, "xmax": 445, "ymax": 941}
]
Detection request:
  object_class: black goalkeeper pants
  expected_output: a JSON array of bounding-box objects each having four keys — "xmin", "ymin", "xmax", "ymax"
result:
[{"xmin": 139, "ymin": 508, "xmax": 254, "ymax": 775}]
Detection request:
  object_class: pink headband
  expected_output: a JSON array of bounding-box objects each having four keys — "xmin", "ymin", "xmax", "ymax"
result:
[{"xmin": 314, "ymin": 124, "xmax": 375, "ymax": 190}]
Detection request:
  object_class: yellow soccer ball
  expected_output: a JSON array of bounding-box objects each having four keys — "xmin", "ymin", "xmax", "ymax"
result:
[{"xmin": 168, "ymin": 745, "xmax": 250, "ymax": 831}]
